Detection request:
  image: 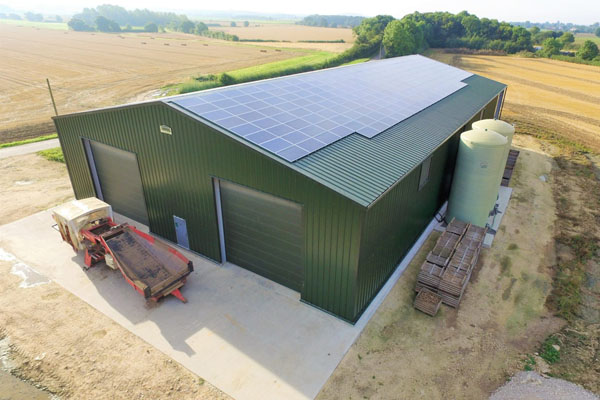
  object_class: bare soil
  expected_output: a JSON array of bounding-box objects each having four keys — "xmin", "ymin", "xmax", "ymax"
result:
[{"xmin": 0, "ymin": 153, "xmax": 73, "ymax": 225}]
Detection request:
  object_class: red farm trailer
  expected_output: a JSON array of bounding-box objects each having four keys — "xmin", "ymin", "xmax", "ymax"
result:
[{"xmin": 53, "ymin": 198, "xmax": 193, "ymax": 303}]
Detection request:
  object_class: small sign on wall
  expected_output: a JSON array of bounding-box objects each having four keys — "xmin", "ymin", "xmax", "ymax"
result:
[{"xmin": 160, "ymin": 125, "xmax": 172, "ymax": 135}]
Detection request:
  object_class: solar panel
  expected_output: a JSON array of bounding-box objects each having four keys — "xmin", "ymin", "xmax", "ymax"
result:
[{"xmin": 170, "ymin": 55, "xmax": 473, "ymax": 162}]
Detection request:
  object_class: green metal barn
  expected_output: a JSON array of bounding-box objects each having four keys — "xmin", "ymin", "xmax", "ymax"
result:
[{"xmin": 53, "ymin": 55, "xmax": 506, "ymax": 322}]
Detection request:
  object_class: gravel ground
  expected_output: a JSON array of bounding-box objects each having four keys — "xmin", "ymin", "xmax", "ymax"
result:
[{"xmin": 490, "ymin": 372, "xmax": 599, "ymax": 400}]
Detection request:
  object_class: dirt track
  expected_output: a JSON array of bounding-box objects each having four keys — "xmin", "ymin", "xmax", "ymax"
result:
[{"xmin": 0, "ymin": 23, "xmax": 305, "ymax": 143}]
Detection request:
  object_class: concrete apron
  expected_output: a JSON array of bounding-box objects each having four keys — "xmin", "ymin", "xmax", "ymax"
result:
[{"xmin": 0, "ymin": 208, "xmax": 439, "ymax": 400}]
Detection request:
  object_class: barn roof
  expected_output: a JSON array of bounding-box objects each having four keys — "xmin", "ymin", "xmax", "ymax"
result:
[{"xmin": 166, "ymin": 57, "xmax": 505, "ymax": 206}]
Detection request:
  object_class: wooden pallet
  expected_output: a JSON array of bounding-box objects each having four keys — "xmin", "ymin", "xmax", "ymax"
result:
[
  {"xmin": 426, "ymin": 252, "xmax": 450, "ymax": 267},
  {"xmin": 439, "ymin": 268, "xmax": 470, "ymax": 297},
  {"xmin": 414, "ymin": 217, "xmax": 485, "ymax": 311},
  {"xmin": 451, "ymin": 243, "xmax": 481, "ymax": 269},
  {"xmin": 501, "ymin": 149, "xmax": 520, "ymax": 186},
  {"xmin": 431, "ymin": 231, "xmax": 460, "ymax": 259},
  {"xmin": 446, "ymin": 218, "xmax": 470, "ymax": 237},
  {"xmin": 414, "ymin": 288, "xmax": 442, "ymax": 316},
  {"xmin": 418, "ymin": 261, "xmax": 444, "ymax": 287},
  {"xmin": 464, "ymin": 225, "xmax": 487, "ymax": 242}
]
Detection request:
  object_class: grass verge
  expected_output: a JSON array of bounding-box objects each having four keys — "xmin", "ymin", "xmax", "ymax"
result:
[
  {"xmin": 0, "ymin": 19, "xmax": 67, "ymax": 30},
  {"xmin": 37, "ymin": 147, "xmax": 64, "ymax": 163},
  {"xmin": 174, "ymin": 51, "xmax": 337, "ymax": 94},
  {"xmin": 170, "ymin": 40, "xmax": 380, "ymax": 95},
  {"xmin": 0, "ymin": 134, "xmax": 58, "ymax": 149}
]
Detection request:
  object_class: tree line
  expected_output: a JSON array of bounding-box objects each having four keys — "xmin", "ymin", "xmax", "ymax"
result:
[
  {"xmin": 297, "ymin": 15, "xmax": 365, "ymax": 28},
  {"xmin": 66, "ymin": 4, "xmax": 239, "ymax": 40},
  {"xmin": 512, "ymin": 20, "xmax": 599, "ymax": 34},
  {"xmin": 0, "ymin": 11, "xmax": 62, "ymax": 22},
  {"xmin": 351, "ymin": 11, "xmax": 599, "ymax": 63},
  {"xmin": 353, "ymin": 12, "xmax": 535, "ymax": 58}
]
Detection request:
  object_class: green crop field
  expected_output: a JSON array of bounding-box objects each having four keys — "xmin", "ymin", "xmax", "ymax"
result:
[
  {"xmin": 228, "ymin": 51, "xmax": 336, "ymax": 81},
  {"xmin": 574, "ymin": 33, "xmax": 600, "ymax": 45},
  {"xmin": 172, "ymin": 50, "xmax": 339, "ymax": 94}
]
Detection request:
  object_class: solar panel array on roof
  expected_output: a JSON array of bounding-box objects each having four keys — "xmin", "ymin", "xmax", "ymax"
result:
[{"xmin": 170, "ymin": 55, "xmax": 473, "ymax": 162}]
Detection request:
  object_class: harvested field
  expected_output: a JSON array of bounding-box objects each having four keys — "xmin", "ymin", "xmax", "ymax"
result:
[
  {"xmin": 209, "ymin": 23, "xmax": 354, "ymax": 42},
  {"xmin": 427, "ymin": 51, "xmax": 600, "ymax": 152},
  {"xmin": 0, "ymin": 23, "xmax": 306, "ymax": 143}
]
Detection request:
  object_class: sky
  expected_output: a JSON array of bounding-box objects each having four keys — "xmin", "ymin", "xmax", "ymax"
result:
[{"xmin": 2, "ymin": 0, "xmax": 599, "ymax": 25}]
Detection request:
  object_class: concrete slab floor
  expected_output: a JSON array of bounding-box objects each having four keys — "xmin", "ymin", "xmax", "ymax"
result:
[
  {"xmin": 483, "ymin": 186, "xmax": 513, "ymax": 248},
  {"xmin": 0, "ymin": 209, "xmax": 436, "ymax": 400}
]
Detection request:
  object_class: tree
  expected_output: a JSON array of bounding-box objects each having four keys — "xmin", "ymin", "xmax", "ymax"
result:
[
  {"xmin": 144, "ymin": 22, "xmax": 158, "ymax": 32},
  {"xmin": 595, "ymin": 27, "xmax": 600, "ymax": 37},
  {"xmin": 219, "ymin": 73, "xmax": 236, "ymax": 85},
  {"xmin": 529, "ymin": 26, "xmax": 540, "ymax": 35},
  {"xmin": 533, "ymin": 30, "xmax": 554, "ymax": 44},
  {"xmin": 95, "ymin": 16, "xmax": 120, "ymax": 32},
  {"xmin": 68, "ymin": 18, "xmax": 94, "ymax": 31},
  {"xmin": 541, "ymin": 38, "xmax": 562, "ymax": 56},
  {"xmin": 383, "ymin": 20, "xmax": 420, "ymax": 57},
  {"xmin": 195, "ymin": 22, "xmax": 208, "ymax": 34},
  {"xmin": 230, "ymin": 21, "xmax": 236, "ymax": 27},
  {"xmin": 577, "ymin": 40, "xmax": 599, "ymax": 60},
  {"xmin": 558, "ymin": 32, "xmax": 574, "ymax": 46},
  {"xmin": 243, "ymin": 20, "xmax": 249, "ymax": 27},
  {"xmin": 24, "ymin": 11, "xmax": 43, "ymax": 22},
  {"xmin": 461, "ymin": 15, "xmax": 481, "ymax": 37},
  {"xmin": 55, "ymin": 15, "xmax": 63, "ymax": 22},
  {"xmin": 353, "ymin": 15, "xmax": 395, "ymax": 44},
  {"xmin": 179, "ymin": 19, "xmax": 195, "ymax": 33}
]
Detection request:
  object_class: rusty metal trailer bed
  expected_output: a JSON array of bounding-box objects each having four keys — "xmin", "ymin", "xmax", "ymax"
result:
[{"xmin": 81, "ymin": 218, "xmax": 193, "ymax": 303}]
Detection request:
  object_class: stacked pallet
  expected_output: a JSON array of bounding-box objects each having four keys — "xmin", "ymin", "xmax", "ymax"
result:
[
  {"xmin": 501, "ymin": 149, "xmax": 520, "ymax": 187},
  {"xmin": 413, "ymin": 288, "xmax": 442, "ymax": 316},
  {"xmin": 414, "ymin": 220, "xmax": 486, "ymax": 315}
]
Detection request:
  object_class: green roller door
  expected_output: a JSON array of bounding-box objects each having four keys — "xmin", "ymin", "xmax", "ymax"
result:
[
  {"xmin": 219, "ymin": 180, "xmax": 304, "ymax": 292},
  {"xmin": 87, "ymin": 140, "xmax": 149, "ymax": 225}
]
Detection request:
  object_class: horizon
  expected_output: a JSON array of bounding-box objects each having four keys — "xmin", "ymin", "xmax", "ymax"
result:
[{"xmin": 1, "ymin": 0, "xmax": 599, "ymax": 26}]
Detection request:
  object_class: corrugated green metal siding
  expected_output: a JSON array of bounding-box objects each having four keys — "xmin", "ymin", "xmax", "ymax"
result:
[
  {"xmin": 53, "ymin": 73, "xmax": 504, "ymax": 322},
  {"xmin": 54, "ymin": 103, "xmax": 363, "ymax": 321},
  {"xmin": 352, "ymin": 95, "xmax": 501, "ymax": 319},
  {"xmin": 293, "ymin": 75, "xmax": 506, "ymax": 206},
  {"xmin": 354, "ymin": 137, "xmax": 453, "ymax": 316},
  {"xmin": 482, "ymin": 96, "xmax": 499, "ymax": 119}
]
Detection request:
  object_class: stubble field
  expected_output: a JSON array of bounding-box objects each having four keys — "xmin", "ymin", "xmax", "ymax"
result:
[
  {"xmin": 0, "ymin": 23, "xmax": 309, "ymax": 143},
  {"xmin": 209, "ymin": 23, "xmax": 354, "ymax": 42},
  {"xmin": 429, "ymin": 51, "xmax": 600, "ymax": 152}
]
